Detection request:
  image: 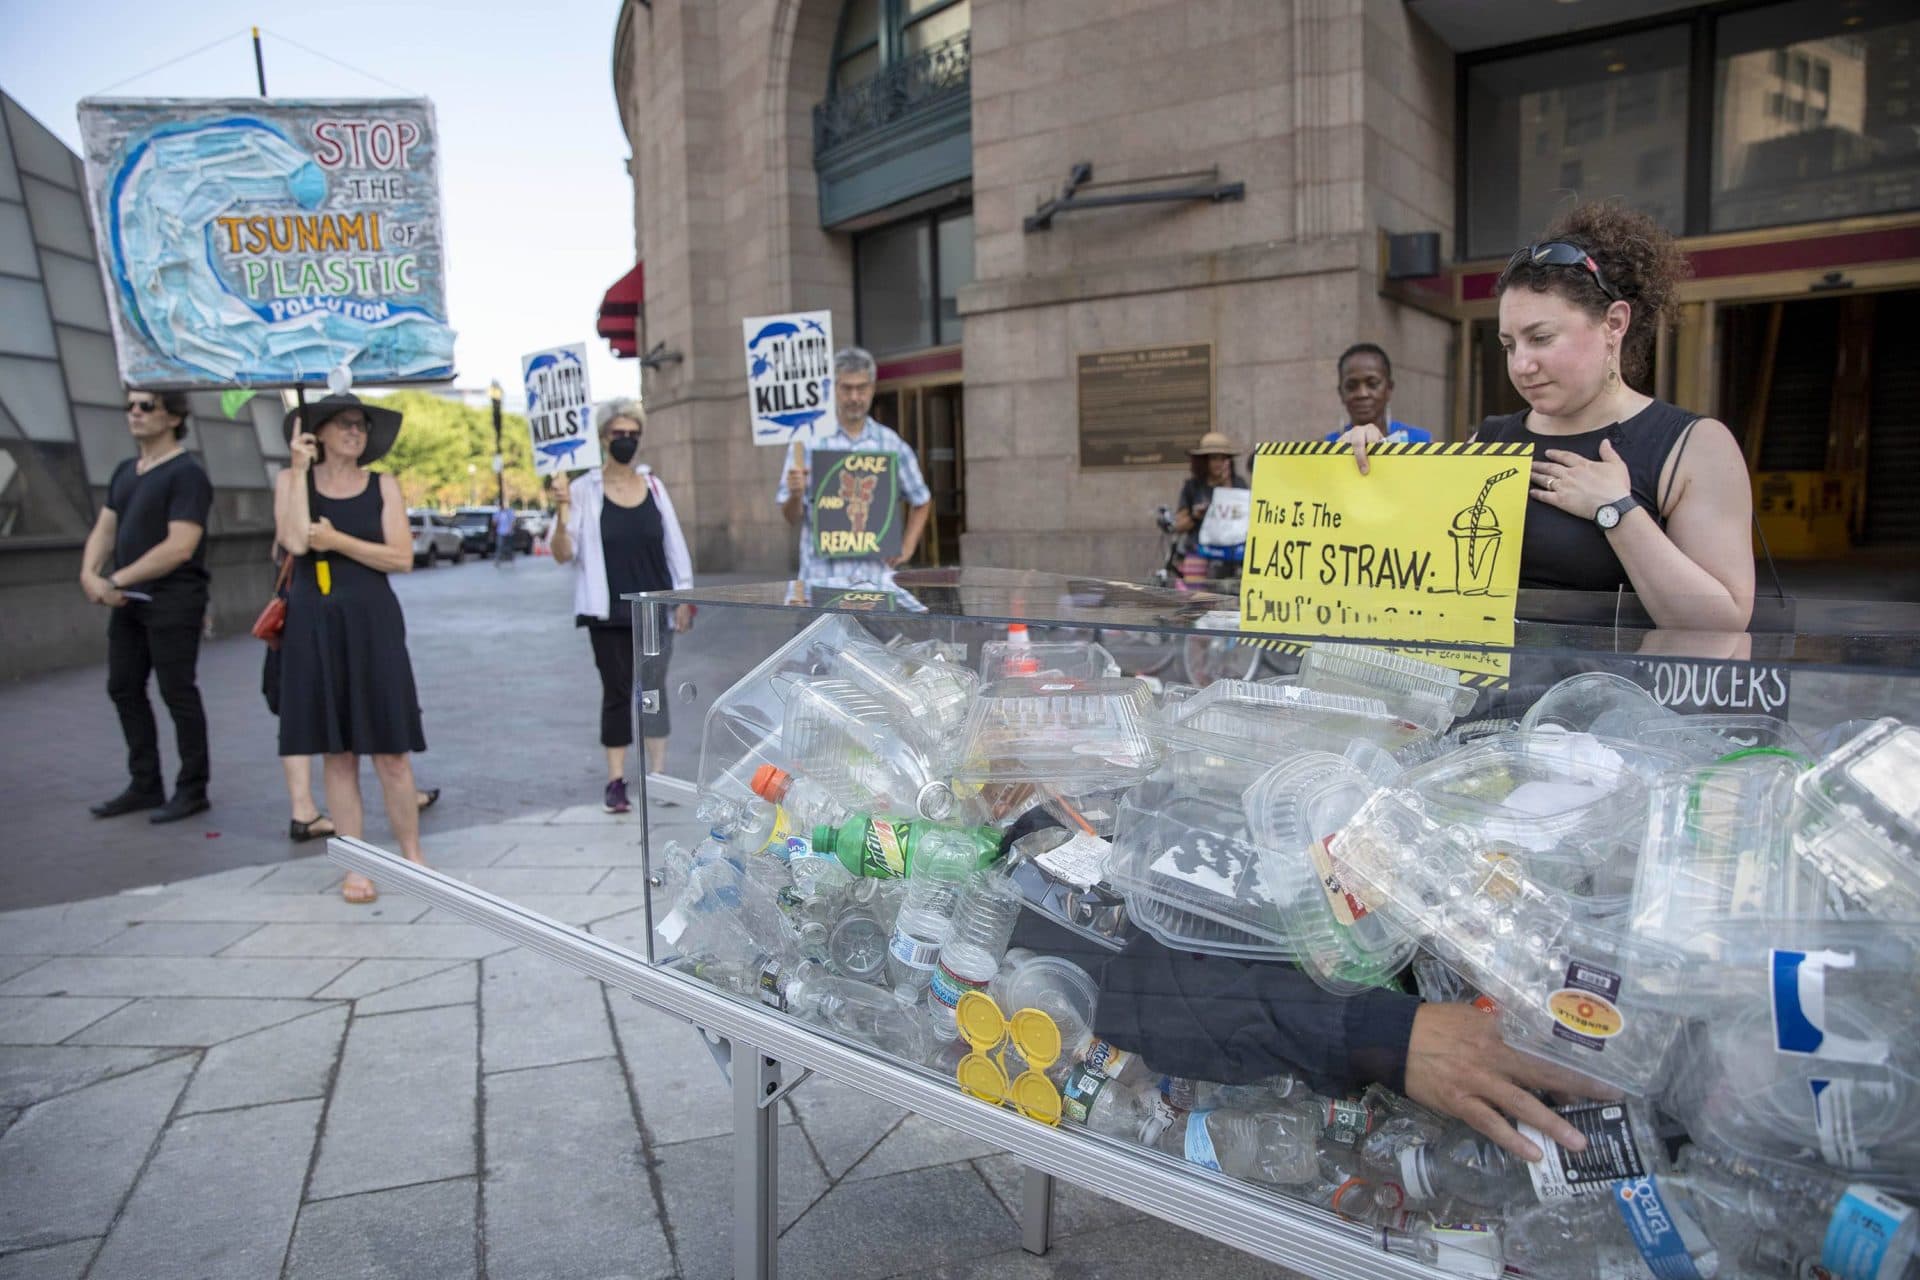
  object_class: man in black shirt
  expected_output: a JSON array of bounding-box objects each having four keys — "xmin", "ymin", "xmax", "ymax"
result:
[{"xmin": 78, "ymin": 390, "xmax": 216, "ymax": 823}]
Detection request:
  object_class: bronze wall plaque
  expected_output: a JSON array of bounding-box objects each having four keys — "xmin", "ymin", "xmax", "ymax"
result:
[{"xmin": 1077, "ymin": 343, "xmax": 1214, "ymax": 468}]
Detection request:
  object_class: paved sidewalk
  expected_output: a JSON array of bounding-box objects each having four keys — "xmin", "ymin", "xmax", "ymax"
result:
[{"xmin": 0, "ymin": 797, "xmax": 1308, "ymax": 1280}]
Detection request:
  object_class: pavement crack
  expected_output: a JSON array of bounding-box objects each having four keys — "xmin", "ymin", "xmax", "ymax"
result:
[
  {"xmin": 601, "ymin": 980, "xmax": 683, "ymax": 1278},
  {"xmin": 81, "ymin": 1050, "xmax": 207, "ymax": 1279},
  {"xmin": 280, "ymin": 987, "xmax": 355, "ymax": 1280}
]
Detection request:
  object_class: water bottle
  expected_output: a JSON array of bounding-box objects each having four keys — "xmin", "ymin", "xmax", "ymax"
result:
[
  {"xmin": 885, "ymin": 827, "xmax": 990, "ymax": 999},
  {"xmin": 1159, "ymin": 1105, "xmax": 1321, "ymax": 1187},
  {"xmin": 1502, "ymin": 1183, "xmax": 1719, "ymax": 1280},
  {"xmin": 1396, "ymin": 1102, "xmax": 1669, "ymax": 1213},
  {"xmin": 751, "ymin": 764, "xmax": 850, "ymax": 836},
  {"xmin": 1308, "ymin": 1140, "xmax": 1407, "ymax": 1226},
  {"xmin": 779, "ymin": 676, "xmax": 954, "ymax": 818},
  {"xmin": 928, "ymin": 866, "xmax": 1023, "ymax": 1035},
  {"xmin": 811, "ymin": 815, "xmax": 1002, "ymax": 880},
  {"xmin": 808, "ymin": 636, "xmax": 977, "ymax": 747},
  {"xmin": 1058, "ymin": 1068, "xmax": 1185, "ymax": 1145},
  {"xmin": 784, "ymin": 960, "xmax": 932, "ymax": 1063},
  {"xmin": 1675, "ymin": 1143, "xmax": 1919, "ymax": 1280},
  {"xmin": 656, "ymin": 853, "xmax": 794, "ymax": 964},
  {"xmin": 1378, "ymin": 1216, "xmax": 1504, "ymax": 1279}
]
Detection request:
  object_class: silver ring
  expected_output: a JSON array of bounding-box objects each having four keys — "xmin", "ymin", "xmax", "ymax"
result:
[{"xmin": 1546, "ymin": 477, "xmax": 1556, "ymax": 492}]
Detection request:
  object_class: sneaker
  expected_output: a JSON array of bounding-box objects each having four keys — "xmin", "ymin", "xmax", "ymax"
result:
[{"xmin": 603, "ymin": 778, "xmax": 631, "ymax": 814}]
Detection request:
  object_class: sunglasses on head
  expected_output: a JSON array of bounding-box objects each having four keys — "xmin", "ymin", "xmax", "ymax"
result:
[
  {"xmin": 1502, "ymin": 241, "xmax": 1623, "ymax": 302},
  {"xmin": 126, "ymin": 398, "xmax": 159, "ymax": 413}
]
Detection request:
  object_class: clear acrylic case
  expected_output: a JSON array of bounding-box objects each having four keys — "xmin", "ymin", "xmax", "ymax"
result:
[{"xmin": 1785, "ymin": 718, "xmax": 1920, "ymax": 921}]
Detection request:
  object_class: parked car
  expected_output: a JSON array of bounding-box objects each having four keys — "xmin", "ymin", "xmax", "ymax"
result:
[
  {"xmin": 452, "ymin": 506, "xmax": 534, "ymax": 556},
  {"xmin": 409, "ymin": 511, "xmax": 466, "ymax": 566},
  {"xmin": 516, "ymin": 509, "xmax": 553, "ymax": 542}
]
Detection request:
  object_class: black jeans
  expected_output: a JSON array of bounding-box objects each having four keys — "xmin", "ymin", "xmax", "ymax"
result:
[{"xmin": 107, "ymin": 597, "xmax": 209, "ymax": 795}]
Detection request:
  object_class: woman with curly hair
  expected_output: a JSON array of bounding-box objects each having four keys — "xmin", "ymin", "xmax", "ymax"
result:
[{"xmin": 1340, "ymin": 202, "xmax": 1754, "ymax": 630}]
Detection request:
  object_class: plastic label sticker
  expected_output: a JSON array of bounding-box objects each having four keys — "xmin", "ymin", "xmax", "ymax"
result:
[
  {"xmin": 781, "ymin": 834, "xmax": 814, "ymax": 862},
  {"xmin": 930, "ymin": 961, "xmax": 987, "ymax": 1011},
  {"xmin": 1309, "ymin": 834, "xmax": 1370, "ymax": 926},
  {"xmin": 1551, "ymin": 959, "xmax": 1627, "ymax": 1051},
  {"xmin": 1611, "ymin": 1177, "xmax": 1706, "ymax": 1280},
  {"xmin": 863, "ymin": 819, "xmax": 908, "ymax": 877},
  {"xmin": 1059, "ymin": 1064, "xmax": 1108, "ymax": 1125},
  {"xmin": 1823, "ymin": 1184, "xmax": 1915, "ymax": 1280},
  {"xmin": 1184, "ymin": 1109, "xmax": 1222, "ymax": 1172},
  {"xmin": 657, "ymin": 909, "xmax": 689, "ymax": 948},
  {"xmin": 1425, "ymin": 1221, "xmax": 1504, "ymax": 1280},
  {"xmin": 1517, "ymin": 1103, "xmax": 1648, "ymax": 1200},
  {"xmin": 1772, "ymin": 949, "xmax": 1889, "ymax": 1065},
  {"xmin": 1035, "ymin": 830, "xmax": 1113, "ymax": 889},
  {"xmin": 887, "ymin": 931, "xmax": 941, "ymax": 971},
  {"xmin": 1322, "ymin": 1097, "xmax": 1375, "ymax": 1146},
  {"xmin": 1081, "ymin": 1037, "xmax": 1134, "ymax": 1081}
]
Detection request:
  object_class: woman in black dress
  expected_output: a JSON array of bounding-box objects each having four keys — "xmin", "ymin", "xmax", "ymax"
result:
[
  {"xmin": 274, "ymin": 393, "xmax": 428, "ymax": 903},
  {"xmin": 549, "ymin": 399, "xmax": 694, "ymax": 814}
]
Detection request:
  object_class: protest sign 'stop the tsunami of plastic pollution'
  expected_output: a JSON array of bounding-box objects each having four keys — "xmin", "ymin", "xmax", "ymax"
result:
[
  {"xmin": 742, "ymin": 310, "xmax": 834, "ymax": 447},
  {"xmin": 521, "ymin": 343, "xmax": 600, "ymax": 476},
  {"xmin": 76, "ymin": 97, "xmax": 456, "ymax": 390}
]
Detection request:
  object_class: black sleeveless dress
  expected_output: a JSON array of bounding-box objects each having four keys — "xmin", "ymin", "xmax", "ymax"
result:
[
  {"xmin": 277, "ymin": 476, "xmax": 428, "ymax": 756},
  {"xmin": 1473, "ymin": 399, "xmax": 1697, "ymax": 593}
]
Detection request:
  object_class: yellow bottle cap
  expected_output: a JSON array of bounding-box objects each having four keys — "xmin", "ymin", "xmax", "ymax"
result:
[
  {"xmin": 955, "ymin": 991, "xmax": 1007, "ymax": 1050},
  {"xmin": 1010, "ymin": 1071, "xmax": 1063, "ymax": 1126},
  {"xmin": 955, "ymin": 1051, "xmax": 1009, "ymax": 1103},
  {"xmin": 1006, "ymin": 1008, "xmax": 1061, "ymax": 1069}
]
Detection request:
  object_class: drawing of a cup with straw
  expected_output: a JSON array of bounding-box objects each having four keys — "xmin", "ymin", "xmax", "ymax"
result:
[{"xmin": 1449, "ymin": 467, "xmax": 1518, "ymax": 596}]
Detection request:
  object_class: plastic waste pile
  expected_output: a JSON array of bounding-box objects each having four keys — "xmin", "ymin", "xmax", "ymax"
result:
[{"xmin": 654, "ymin": 614, "xmax": 1919, "ymax": 1280}]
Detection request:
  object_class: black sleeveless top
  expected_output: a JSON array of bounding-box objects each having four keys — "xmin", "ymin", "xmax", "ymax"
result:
[{"xmin": 1473, "ymin": 399, "xmax": 1697, "ymax": 594}]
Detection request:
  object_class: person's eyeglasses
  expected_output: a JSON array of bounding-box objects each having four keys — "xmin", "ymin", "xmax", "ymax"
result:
[
  {"xmin": 1502, "ymin": 241, "xmax": 1622, "ymax": 302},
  {"xmin": 126, "ymin": 398, "xmax": 158, "ymax": 413},
  {"xmin": 329, "ymin": 417, "xmax": 368, "ymax": 433}
]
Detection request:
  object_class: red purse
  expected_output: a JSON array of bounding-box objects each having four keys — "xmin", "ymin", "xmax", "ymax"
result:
[{"xmin": 251, "ymin": 554, "xmax": 294, "ymax": 649}]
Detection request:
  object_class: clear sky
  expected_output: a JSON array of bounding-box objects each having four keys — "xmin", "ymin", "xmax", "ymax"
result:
[{"xmin": 0, "ymin": 1, "xmax": 637, "ymax": 410}]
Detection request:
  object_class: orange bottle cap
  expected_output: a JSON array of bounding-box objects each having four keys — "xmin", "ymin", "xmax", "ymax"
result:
[{"xmin": 750, "ymin": 764, "xmax": 790, "ymax": 801}]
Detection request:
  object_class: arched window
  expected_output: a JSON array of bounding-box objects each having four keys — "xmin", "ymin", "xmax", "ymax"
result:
[{"xmin": 832, "ymin": 0, "xmax": 970, "ymax": 92}]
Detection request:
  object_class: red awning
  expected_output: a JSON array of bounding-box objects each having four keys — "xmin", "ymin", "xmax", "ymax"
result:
[{"xmin": 597, "ymin": 262, "xmax": 644, "ymax": 359}]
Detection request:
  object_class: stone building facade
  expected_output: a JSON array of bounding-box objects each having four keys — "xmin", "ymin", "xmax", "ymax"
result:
[{"xmin": 607, "ymin": 0, "xmax": 1920, "ymax": 577}]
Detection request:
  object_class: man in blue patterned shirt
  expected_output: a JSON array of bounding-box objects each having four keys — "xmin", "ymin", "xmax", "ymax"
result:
[{"xmin": 777, "ymin": 346, "xmax": 933, "ymax": 591}]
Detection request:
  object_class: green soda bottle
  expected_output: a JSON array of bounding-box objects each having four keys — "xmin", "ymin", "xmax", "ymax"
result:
[{"xmin": 810, "ymin": 816, "xmax": 1002, "ymax": 879}]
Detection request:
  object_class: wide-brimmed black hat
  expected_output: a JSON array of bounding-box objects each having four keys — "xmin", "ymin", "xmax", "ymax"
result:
[{"xmin": 282, "ymin": 393, "xmax": 402, "ymax": 466}]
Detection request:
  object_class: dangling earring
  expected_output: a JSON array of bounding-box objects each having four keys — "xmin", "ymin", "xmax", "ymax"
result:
[{"xmin": 1606, "ymin": 361, "xmax": 1620, "ymax": 391}]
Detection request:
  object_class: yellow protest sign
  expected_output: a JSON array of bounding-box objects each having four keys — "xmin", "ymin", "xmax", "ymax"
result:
[{"xmin": 1238, "ymin": 441, "xmax": 1532, "ymax": 679}]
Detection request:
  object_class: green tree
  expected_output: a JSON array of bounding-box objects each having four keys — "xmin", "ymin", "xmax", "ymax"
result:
[{"xmin": 364, "ymin": 392, "xmax": 543, "ymax": 510}]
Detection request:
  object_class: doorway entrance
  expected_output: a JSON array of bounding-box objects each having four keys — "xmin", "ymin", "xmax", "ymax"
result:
[
  {"xmin": 1719, "ymin": 289, "xmax": 1920, "ymax": 550},
  {"xmin": 870, "ymin": 380, "xmax": 966, "ymax": 567}
]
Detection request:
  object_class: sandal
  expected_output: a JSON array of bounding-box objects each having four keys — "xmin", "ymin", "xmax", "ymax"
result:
[
  {"xmin": 416, "ymin": 788, "xmax": 441, "ymax": 812},
  {"xmin": 341, "ymin": 873, "xmax": 378, "ymax": 904},
  {"xmin": 290, "ymin": 814, "xmax": 337, "ymax": 842}
]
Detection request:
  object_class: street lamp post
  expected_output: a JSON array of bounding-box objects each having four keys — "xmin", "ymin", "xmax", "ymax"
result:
[{"xmin": 488, "ymin": 380, "xmax": 505, "ymax": 509}]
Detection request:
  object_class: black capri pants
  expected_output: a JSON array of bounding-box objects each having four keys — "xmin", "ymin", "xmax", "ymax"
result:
[{"xmin": 586, "ymin": 624, "xmax": 672, "ymax": 747}]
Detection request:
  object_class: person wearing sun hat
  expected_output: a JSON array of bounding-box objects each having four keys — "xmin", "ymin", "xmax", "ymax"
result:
[
  {"xmin": 1171, "ymin": 430, "xmax": 1246, "ymax": 546},
  {"xmin": 272, "ymin": 392, "xmax": 429, "ymax": 904}
]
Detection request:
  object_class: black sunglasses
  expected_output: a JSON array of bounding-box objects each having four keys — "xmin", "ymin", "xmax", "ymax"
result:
[
  {"xmin": 126, "ymin": 398, "xmax": 159, "ymax": 413},
  {"xmin": 1502, "ymin": 241, "xmax": 1623, "ymax": 302}
]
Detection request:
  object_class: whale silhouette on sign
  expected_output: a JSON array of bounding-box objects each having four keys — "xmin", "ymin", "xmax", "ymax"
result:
[
  {"xmin": 524, "ymin": 349, "xmax": 583, "ymax": 412},
  {"xmin": 748, "ymin": 321, "xmax": 800, "ymax": 349},
  {"xmin": 538, "ymin": 437, "xmax": 588, "ymax": 466},
  {"xmin": 755, "ymin": 408, "xmax": 827, "ymax": 439}
]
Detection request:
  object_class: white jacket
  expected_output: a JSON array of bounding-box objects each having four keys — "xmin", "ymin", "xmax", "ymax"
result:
[{"xmin": 564, "ymin": 464, "xmax": 694, "ymax": 623}]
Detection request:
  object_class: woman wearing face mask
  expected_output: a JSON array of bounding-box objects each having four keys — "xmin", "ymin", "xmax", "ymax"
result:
[
  {"xmin": 1336, "ymin": 202, "xmax": 1753, "ymax": 631},
  {"xmin": 549, "ymin": 400, "xmax": 694, "ymax": 814}
]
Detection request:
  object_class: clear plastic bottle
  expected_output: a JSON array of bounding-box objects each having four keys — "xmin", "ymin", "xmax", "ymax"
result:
[
  {"xmin": 1059, "ymin": 1068, "xmax": 1184, "ymax": 1144},
  {"xmin": 1378, "ymin": 1215, "xmax": 1504, "ymax": 1279},
  {"xmin": 751, "ymin": 764, "xmax": 851, "ymax": 834},
  {"xmin": 1308, "ymin": 1140, "xmax": 1407, "ymax": 1226},
  {"xmin": 779, "ymin": 677, "xmax": 954, "ymax": 819},
  {"xmin": 1675, "ymin": 1143, "xmax": 1919, "ymax": 1280},
  {"xmin": 928, "ymin": 867, "xmax": 1024, "ymax": 1034},
  {"xmin": 809, "ymin": 636, "xmax": 977, "ymax": 746},
  {"xmin": 1396, "ymin": 1102, "xmax": 1670, "ymax": 1213},
  {"xmin": 1502, "ymin": 1184, "xmax": 1719, "ymax": 1280},
  {"xmin": 810, "ymin": 815, "xmax": 1001, "ymax": 880},
  {"xmin": 784, "ymin": 960, "xmax": 932, "ymax": 1062},
  {"xmin": 655, "ymin": 853, "xmax": 794, "ymax": 964},
  {"xmin": 1160, "ymin": 1105, "xmax": 1322, "ymax": 1187},
  {"xmin": 885, "ymin": 827, "xmax": 985, "ymax": 998}
]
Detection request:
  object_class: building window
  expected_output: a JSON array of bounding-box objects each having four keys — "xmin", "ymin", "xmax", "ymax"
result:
[
  {"xmin": 1711, "ymin": 0, "xmax": 1920, "ymax": 233},
  {"xmin": 1463, "ymin": 27, "xmax": 1689, "ymax": 258},
  {"xmin": 854, "ymin": 206, "xmax": 972, "ymax": 356},
  {"xmin": 832, "ymin": 0, "xmax": 970, "ymax": 93}
]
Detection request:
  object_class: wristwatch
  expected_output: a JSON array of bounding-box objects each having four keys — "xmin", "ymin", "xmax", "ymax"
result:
[{"xmin": 1594, "ymin": 495, "xmax": 1642, "ymax": 530}]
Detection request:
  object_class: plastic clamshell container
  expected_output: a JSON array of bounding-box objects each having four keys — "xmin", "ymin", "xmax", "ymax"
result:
[
  {"xmin": 1242, "ymin": 752, "xmax": 1415, "ymax": 996},
  {"xmin": 1333, "ymin": 787, "xmax": 1686, "ymax": 1096},
  {"xmin": 1785, "ymin": 718, "xmax": 1920, "ymax": 922},
  {"xmin": 1657, "ymin": 921, "xmax": 1920, "ymax": 1183},
  {"xmin": 951, "ymin": 676, "xmax": 1164, "ymax": 792},
  {"xmin": 1632, "ymin": 714, "xmax": 1813, "ymax": 766},
  {"xmin": 1108, "ymin": 765, "xmax": 1305, "ymax": 959},
  {"xmin": 979, "ymin": 639, "xmax": 1119, "ymax": 682},
  {"xmin": 1294, "ymin": 642, "xmax": 1480, "ymax": 732},
  {"xmin": 1628, "ymin": 754, "xmax": 1808, "ymax": 974},
  {"xmin": 1519, "ymin": 670, "xmax": 1672, "ymax": 738},
  {"xmin": 1167, "ymin": 678, "xmax": 1443, "ymax": 751},
  {"xmin": 1398, "ymin": 731, "xmax": 1651, "ymax": 905}
]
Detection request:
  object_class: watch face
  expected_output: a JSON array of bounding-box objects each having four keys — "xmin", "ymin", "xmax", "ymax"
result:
[{"xmin": 1596, "ymin": 503, "xmax": 1621, "ymax": 529}]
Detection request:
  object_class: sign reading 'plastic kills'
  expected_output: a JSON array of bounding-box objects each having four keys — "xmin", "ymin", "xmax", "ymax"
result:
[
  {"xmin": 742, "ymin": 310, "xmax": 834, "ymax": 447},
  {"xmin": 77, "ymin": 97, "xmax": 454, "ymax": 390},
  {"xmin": 520, "ymin": 343, "xmax": 600, "ymax": 476},
  {"xmin": 1240, "ymin": 441, "xmax": 1531, "ymax": 678}
]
